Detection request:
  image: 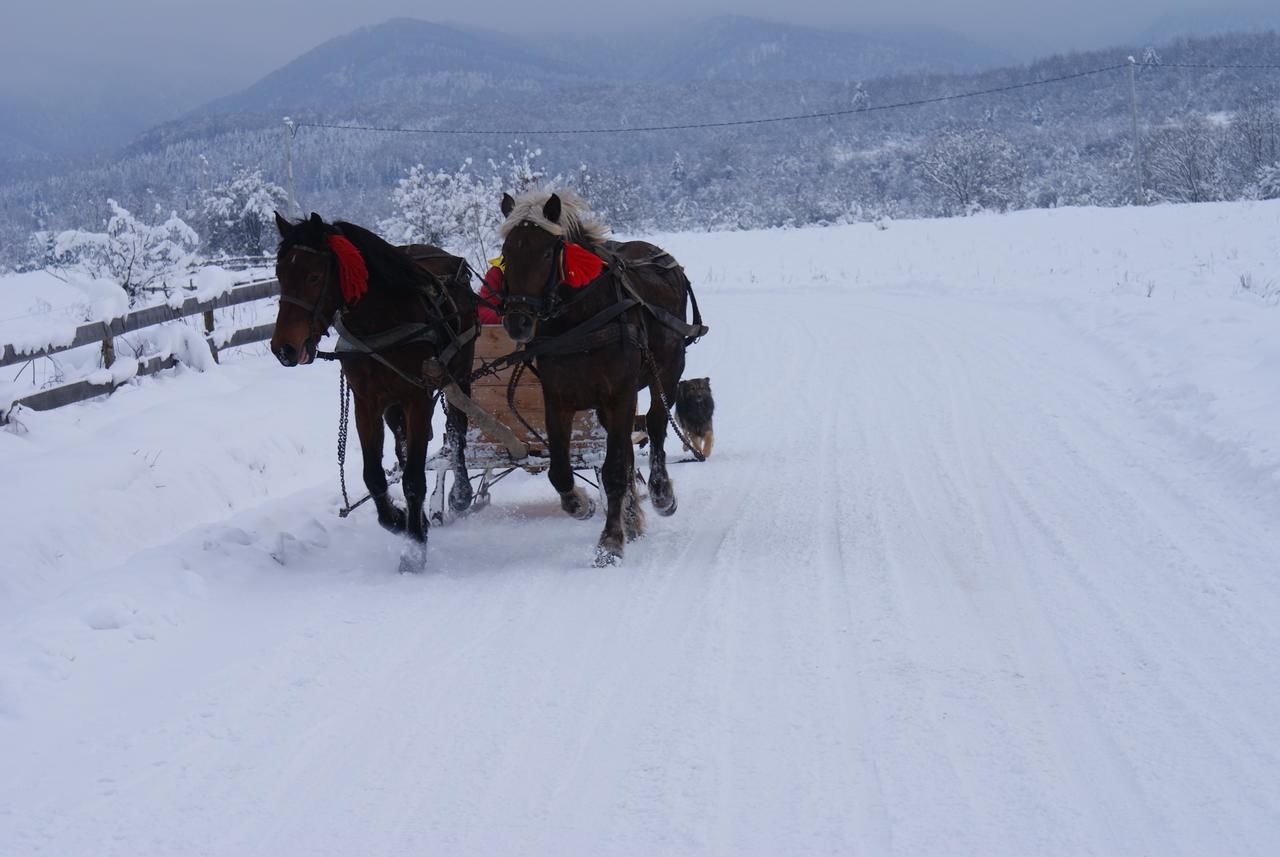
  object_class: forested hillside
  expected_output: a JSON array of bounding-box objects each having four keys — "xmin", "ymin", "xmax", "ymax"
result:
[{"xmin": 1, "ymin": 21, "xmax": 1277, "ymax": 269}]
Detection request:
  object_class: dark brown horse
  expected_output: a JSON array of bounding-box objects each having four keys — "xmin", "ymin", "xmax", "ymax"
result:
[
  {"xmin": 498, "ymin": 190, "xmax": 705, "ymax": 566},
  {"xmin": 271, "ymin": 212, "xmax": 477, "ymax": 572}
]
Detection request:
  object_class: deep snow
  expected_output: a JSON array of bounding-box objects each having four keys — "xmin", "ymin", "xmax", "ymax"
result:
[{"xmin": 1, "ymin": 201, "xmax": 1278, "ymax": 856}]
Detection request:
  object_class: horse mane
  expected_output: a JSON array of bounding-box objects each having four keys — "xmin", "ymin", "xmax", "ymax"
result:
[
  {"xmin": 278, "ymin": 215, "xmax": 443, "ymax": 294},
  {"xmin": 499, "ymin": 189, "xmax": 610, "ymax": 248},
  {"xmin": 332, "ymin": 220, "xmax": 443, "ymax": 293}
]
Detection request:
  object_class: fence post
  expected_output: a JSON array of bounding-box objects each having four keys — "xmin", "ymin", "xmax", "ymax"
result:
[
  {"xmin": 101, "ymin": 323, "xmax": 115, "ymax": 369},
  {"xmin": 204, "ymin": 309, "xmax": 220, "ymax": 363},
  {"xmin": 1127, "ymin": 56, "xmax": 1146, "ymax": 206},
  {"xmin": 283, "ymin": 117, "xmax": 299, "ymax": 217}
]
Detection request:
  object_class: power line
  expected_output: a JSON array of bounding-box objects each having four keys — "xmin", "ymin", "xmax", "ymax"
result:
[
  {"xmin": 295, "ymin": 63, "xmax": 1130, "ymax": 138},
  {"xmin": 1157, "ymin": 62, "xmax": 1280, "ymax": 69}
]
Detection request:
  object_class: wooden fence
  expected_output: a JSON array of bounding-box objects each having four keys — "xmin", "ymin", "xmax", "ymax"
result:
[{"xmin": 0, "ymin": 279, "xmax": 280, "ymax": 424}]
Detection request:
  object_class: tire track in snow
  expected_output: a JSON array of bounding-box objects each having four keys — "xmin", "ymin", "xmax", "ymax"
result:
[{"xmin": 5, "ymin": 286, "xmax": 1280, "ymax": 856}]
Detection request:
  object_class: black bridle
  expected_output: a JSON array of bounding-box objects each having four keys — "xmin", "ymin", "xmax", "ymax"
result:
[
  {"xmin": 277, "ymin": 243, "xmax": 342, "ymax": 336},
  {"xmin": 501, "ymin": 236, "xmax": 571, "ymax": 322}
]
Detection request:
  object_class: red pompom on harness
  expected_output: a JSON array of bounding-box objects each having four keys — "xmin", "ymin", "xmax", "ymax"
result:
[
  {"xmin": 562, "ymin": 242, "xmax": 605, "ymax": 287},
  {"xmin": 326, "ymin": 234, "xmax": 369, "ymax": 304}
]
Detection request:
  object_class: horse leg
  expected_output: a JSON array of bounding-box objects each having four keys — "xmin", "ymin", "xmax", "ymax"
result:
[
  {"xmin": 398, "ymin": 394, "xmax": 433, "ymax": 573},
  {"xmin": 595, "ymin": 392, "xmax": 639, "ymax": 567},
  {"xmin": 646, "ymin": 375, "xmax": 679, "ymax": 517},
  {"xmin": 353, "ymin": 395, "xmax": 405, "ymax": 533},
  {"xmin": 546, "ymin": 397, "xmax": 594, "ymax": 521},
  {"xmin": 623, "ymin": 468, "xmax": 646, "ymax": 543},
  {"xmin": 385, "ymin": 403, "xmax": 407, "ymax": 473},
  {"xmin": 446, "ymin": 395, "xmax": 473, "ymax": 513}
]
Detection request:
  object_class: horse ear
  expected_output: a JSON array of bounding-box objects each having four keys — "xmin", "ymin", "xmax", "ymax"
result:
[
  {"xmin": 274, "ymin": 210, "xmax": 290, "ymax": 236},
  {"xmin": 501, "ymin": 193, "xmax": 515, "ymax": 218},
  {"xmin": 543, "ymin": 193, "xmax": 561, "ymax": 224},
  {"xmin": 309, "ymin": 212, "xmax": 322, "ymax": 227}
]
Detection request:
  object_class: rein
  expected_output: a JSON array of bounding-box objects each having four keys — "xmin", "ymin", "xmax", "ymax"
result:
[{"xmin": 285, "ymin": 239, "xmax": 478, "ymax": 389}]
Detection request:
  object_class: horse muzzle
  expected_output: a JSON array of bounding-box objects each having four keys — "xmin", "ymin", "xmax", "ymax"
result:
[
  {"xmin": 273, "ymin": 337, "xmax": 318, "ymax": 367},
  {"xmin": 503, "ymin": 312, "xmax": 536, "ymax": 344}
]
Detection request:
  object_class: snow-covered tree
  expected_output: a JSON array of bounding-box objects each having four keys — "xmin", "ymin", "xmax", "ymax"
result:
[
  {"xmin": 849, "ymin": 81, "xmax": 870, "ymax": 111},
  {"xmin": 490, "ymin": 143, "xmax": 547, "ymax": 194},
  {"xmin": 918, "ymin": 127, "xmax": 1024, "ymax": 214},
  {"xmin": 1231, "ymin": 97, "xmax": 1280, "ymax": 180},
  {"xmin": 1146, "ymin": 119, "xmax": 1226, "ymax": 203},
  {"xmin": 1257, "ymin": 162, "xmax": 1280, "ymax": 199},
  {"xmin": 199, "ymin": 166, "xmax": 287, "ymax": 257},
  {"xmin": 670, "ymin": 152, "xmax": 687, "ymax": 188},
  {"xmin": 39, "ymin": 200, "xmax": 198, "ymax": 302},
  {"xmin": 566, "ymin": 163, "xmax": 642, "ymax": 230},
  {"xmin": 379, "ymin": 161, "xmax": 501, "ymax": 268}
]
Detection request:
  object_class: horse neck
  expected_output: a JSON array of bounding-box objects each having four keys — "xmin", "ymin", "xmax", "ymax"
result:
[
  {"xmin": 342, "ymin": 277, "xmax": 426, "ymax": 335},
  {"xmin": 538, "ymin": 276, "xmax": 619, "ymax": 338}
]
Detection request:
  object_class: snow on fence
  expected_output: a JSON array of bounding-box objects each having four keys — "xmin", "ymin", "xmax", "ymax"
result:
[{"xmin": 0, "ymin": 279, "xmax": 280, "ymax": 425}]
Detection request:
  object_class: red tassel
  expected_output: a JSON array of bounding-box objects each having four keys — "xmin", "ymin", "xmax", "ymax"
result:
[
  {"xmin": 326, "ymin": 234, "xmax": 369, "ymax": 304},
  {"xmin": 563, "ymin": 242, "xmax": 605, "ymax": 287}
]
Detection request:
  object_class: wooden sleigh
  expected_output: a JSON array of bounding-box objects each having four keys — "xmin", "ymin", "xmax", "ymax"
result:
[{"xmin": 424, "ymin": 325, "xmax": 614, "ymax": 520}]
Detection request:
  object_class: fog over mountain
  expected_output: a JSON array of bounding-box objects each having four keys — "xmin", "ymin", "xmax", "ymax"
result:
[
  {"xmin": 3, "ymin": 1, "xmax": 1275, "ymax": 157},
  {"xmin": 2, "ymin": 10, "xmax": 1278, "ymax": 273}
]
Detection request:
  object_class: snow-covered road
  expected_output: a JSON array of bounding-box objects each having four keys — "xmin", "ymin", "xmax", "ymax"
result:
[{"xmin": 3, "ymin": 205, "xmax": 1279, "ymax": 855}]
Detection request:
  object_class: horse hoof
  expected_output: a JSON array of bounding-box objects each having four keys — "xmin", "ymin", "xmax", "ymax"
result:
[
  {"xmin": 398, "ymin": 540, "xmax": 428, "ymax": 574},
  {"xmin": 562, "ymin": 488, "xmax": 596, "ymax": 521},
  {"xmin": 593, "ymin": 545, "xmax": 623, "ymax": 568},
  {"xmin": 449, "ymin": 481, "xmax": 474, "ymax": 513},
  {"xmin": 652, "ymin": 494, "xmax": 678, "ymax": 517},
  {"xmin": 378, "ymin": 508, "xmax": 408, "ymax": 534}
]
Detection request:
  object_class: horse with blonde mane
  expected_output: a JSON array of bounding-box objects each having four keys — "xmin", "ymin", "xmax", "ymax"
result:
[{"xmin": 498, "ymin": 190, "xmax": 706, "ymax": 566}]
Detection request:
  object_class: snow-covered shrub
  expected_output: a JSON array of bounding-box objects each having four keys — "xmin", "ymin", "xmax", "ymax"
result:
[
  {"xmin": 1256, "ymin": 162, "xmax": 1280, "ymax": 200},
  {"xmin": 490, "ymin": 143, "xmax": 548, "ymax": 194},
  {"xmin": 199, "ymin": 166, "xmax": 288, "ymax": 258},
  {"xmin": 37, "ymin": 200, "xmax": 198, "ymax": 304},
  {"xmin": 918, "ymin": 127, "xmax": 1024, "ymax": 215},
  {"xmin": 1146, "ymin": 119, "xmax": 1228, "ymax": 204}
]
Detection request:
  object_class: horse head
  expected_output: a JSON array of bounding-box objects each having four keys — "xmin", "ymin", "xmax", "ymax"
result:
[
  {"xmin": 498, "ymin": 190, "xmax": 608, "ymax": 343},
  {"xmin": 271, "ymin": 211, "xmax": 367, "ymax": 366}
]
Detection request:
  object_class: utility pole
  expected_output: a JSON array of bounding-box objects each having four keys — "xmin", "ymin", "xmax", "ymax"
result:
[
  {"xmin": 1127, "ymin": 57, "xmax": 1146, "ymax": 206},
  {"xmin": 283, "ymin": 117, "xmax": 299, "ymax": 217}
]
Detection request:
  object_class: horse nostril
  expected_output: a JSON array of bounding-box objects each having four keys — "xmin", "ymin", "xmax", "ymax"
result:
[
  {"xmin": 505, "ymin": 315, "xmax": 533, "ymax": 342},
  {"xmin": 275, "ymin": 343, "xmax": 298, "ymax": 366}
]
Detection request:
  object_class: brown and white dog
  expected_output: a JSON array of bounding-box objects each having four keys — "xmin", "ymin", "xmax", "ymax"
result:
[{"xmin": 674, "ymin": 377, "xmax": 714, "ymax": 459}]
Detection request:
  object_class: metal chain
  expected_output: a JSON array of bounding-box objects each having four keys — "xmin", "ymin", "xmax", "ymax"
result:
[
  {"xmin": 337, "ymin": 369, "xmax": 352, "ymax": 512},
  {"xmin": 507, "ymin": 360, "xmax": 548, "ymax": 447},
  {"xmin": 644, "ymin": 346, "xmax": 706, "ymax": 462}
]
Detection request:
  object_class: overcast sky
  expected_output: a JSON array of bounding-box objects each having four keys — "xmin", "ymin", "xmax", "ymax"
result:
[{"xmin": 2, "ymin": 0, "xmax": 1274, "ymax": 104}]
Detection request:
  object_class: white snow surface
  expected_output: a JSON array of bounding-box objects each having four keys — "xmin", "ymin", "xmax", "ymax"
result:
[
  {"xmin": 1, "ymin": 201, "xmax": 1279, "ymax": 856},
  {"xmin": 0, "ymin": 265, "xmax": 273, "ymax": 411}
]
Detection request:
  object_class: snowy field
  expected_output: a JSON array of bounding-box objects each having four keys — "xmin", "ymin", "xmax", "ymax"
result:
[{"xmin": 1, "ymin": 201, "xmax": 1279, "ymax": 856}]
